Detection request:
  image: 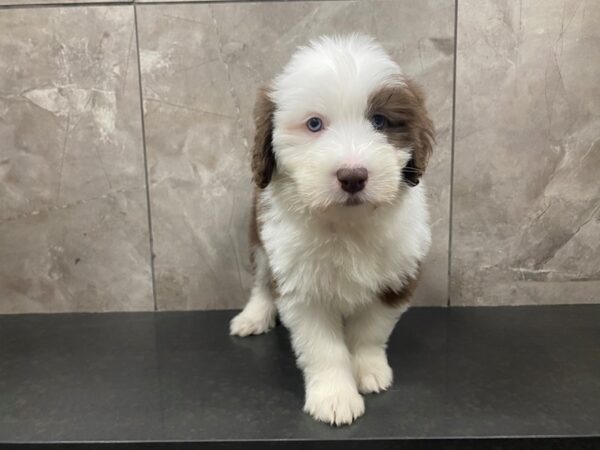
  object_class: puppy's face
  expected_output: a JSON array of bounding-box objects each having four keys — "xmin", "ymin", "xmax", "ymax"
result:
[{"xmin": 252, "ymin": 35, "xmax": 433, "ymax": 211}]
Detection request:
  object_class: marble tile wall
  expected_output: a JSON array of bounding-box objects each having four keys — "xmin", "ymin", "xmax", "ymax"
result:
[
  {"xmin": 0, "ymin": 6, "xmax": 153, "ymax": 312},
  {"xmin": 0, "ymin": 0, "xmax": 598, "ymax": 313},
  {"xmin": 452, "ymin": 0, "xmax": 600, "ymax": 305}
]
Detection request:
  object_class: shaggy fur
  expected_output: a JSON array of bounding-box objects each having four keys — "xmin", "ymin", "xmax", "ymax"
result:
[{"xmin": 230, "ymin": 35, "xmax": 434, "ymax": 426}]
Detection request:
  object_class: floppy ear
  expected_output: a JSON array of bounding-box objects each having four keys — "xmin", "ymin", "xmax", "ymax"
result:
[
  {"xmin": 402, "ymin": 79, "xmax": 434, "ymax": 187},
  {"xmin": 251, "ymin": 87, "xmax": 276, "ymax": 189}
]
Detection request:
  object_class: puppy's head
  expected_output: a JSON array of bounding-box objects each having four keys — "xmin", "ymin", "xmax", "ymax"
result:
[{"xmin": 252, "ymin": 34, "xmax": 434, "ymax": 211}]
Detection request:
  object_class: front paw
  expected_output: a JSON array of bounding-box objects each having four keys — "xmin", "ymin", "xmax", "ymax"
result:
[
  {"xmin": 304, "ymin": 383, "xmax": 365, "ymax": 426},
  {"xmin": 229, "ymin": 307, "xmax": 275, "ymax": 337},
  {"xmin": 353, "ymin": 348, "xmax": 393, "ymax": 394}
]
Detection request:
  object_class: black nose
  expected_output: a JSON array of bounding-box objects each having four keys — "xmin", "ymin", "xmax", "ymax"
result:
[{"xmin": 336, "ymin": 167, "xmax": 368, "ymax": 194}]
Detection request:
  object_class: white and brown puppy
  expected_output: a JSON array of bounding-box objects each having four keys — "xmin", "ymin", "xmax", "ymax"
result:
[{"xmin": 230, "ymin": 34, "xmax": 434, "ymax": 426}]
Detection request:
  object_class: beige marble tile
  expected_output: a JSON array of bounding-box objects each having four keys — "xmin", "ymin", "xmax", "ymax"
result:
[
  {"xmin": 451, "ymin": 0, "xmax": 600, "ymax": 305},
  {"xmin": 0, "ymin": 191, "xmax": 153, "ymax": 313},
  {"xmin": 138, "ymin": 0, "xmax": 454, "ymax": 310},
  {"xmin": 0, "ymin": 6, "xmax": 153, "ymax": 312}
]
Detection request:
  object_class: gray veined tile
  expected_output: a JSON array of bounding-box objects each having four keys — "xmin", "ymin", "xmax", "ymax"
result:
[
  {"xmin": 0, "ymin": 6, "xmax": 153, "ymax": 312},
  {"xmin": 0, "ymin": 190, "xmax": 153, "ymax": 313},
  {"xmin": 138, "ymin": 0, "xmax": 454, "ymax": 310},
  {"xmin": 451, "ymin": 0, "xmax": 600, "ymax": 305}
]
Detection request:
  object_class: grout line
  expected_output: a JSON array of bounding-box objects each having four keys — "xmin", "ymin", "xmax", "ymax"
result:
[
  {"xmin": 447, "ymin": 0, "xmax": 458, "ymax": 308},
  {"xmin": 0, "ymin": 1, "xmax": 131, "ymax": 10},
  {"xmin": 133, "ymin": 3, "xmax": 158, "ymax": 311}
]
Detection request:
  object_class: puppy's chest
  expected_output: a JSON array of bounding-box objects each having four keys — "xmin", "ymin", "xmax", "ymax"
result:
[{"xmin": 263, "ymin": 218, "xmax": 411, "ymax": 304}]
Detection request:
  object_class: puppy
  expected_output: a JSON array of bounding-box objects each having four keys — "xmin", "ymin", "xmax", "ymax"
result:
[{"xmin": 230, "ymin": 34, "xmax": 434, "ymax": 426}]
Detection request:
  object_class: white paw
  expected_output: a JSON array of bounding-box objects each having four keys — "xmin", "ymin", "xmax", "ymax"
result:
[
  {"xmin": 229, "ymin": 306, "xmax": 276, "ymax": 337},
  {"xmin": 353, "ymin": 349, "xmax": 393, "ymax": 394},
  {"xmin": 304, "ymin": 384, "xmax": 365, "ymax": 426}
]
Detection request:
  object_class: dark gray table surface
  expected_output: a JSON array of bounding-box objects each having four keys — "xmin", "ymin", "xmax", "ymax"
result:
[{"xmin": 1, "ymin": 305, "xmax": 599, "ymax": 448}]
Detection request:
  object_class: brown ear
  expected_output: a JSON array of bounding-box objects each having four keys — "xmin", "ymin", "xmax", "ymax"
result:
[
  {"xmin": 402, "ymin": 79, "xmax": 434, "ymax": 187},
  {"xmin": 251, "ymin": 87, "xmax": 276, "ymax": 189}
]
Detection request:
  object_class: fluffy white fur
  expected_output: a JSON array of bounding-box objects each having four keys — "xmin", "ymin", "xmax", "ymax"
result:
[{"xmin": 230, "ymin": 35, "xmax": 431, "ymax": 426}]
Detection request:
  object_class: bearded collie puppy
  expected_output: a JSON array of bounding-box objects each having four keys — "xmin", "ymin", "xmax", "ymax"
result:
[{"xmin": 230, "ymin": 34, "xmax": 434, "ymax": 426}]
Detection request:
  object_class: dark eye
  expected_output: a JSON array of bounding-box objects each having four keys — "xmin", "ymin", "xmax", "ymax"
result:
[
  {"xmin": 371, "ymin": 114, "xmax": 387, "ymax": 130},
  {"xmin": 306, "ymin": 117, "xmax": 323, "ymax": 132}
]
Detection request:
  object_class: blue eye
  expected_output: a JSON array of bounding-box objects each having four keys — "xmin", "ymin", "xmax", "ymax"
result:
[
  {"xmin": 371, "ymin": 114, "xmax": 387, "ymax": 130},
  {"xmin": 307, "ymin": 117, "xmax": 323, "ymax": 132}
]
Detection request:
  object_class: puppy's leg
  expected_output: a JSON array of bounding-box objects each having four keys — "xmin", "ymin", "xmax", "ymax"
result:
[
  {"xmin": 345, "ymin": 301, "xmax": 409, "ymax": 394},
  {"xmin": 230, "ymin": 247, "xmax": 277, "ymax": 337},
  {"xmin": 279, "ymin": 300, "xmax": 364, "ymax": 426}
]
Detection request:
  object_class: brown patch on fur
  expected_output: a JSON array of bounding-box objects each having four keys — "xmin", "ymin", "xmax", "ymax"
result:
[
  {"xmin": 249, "ymin": 189, "xmax": 262, "ymax": 250},
  {"xmin": 251, "ymin": 87, "xmax": 277, "ymax": 189},
  {"xmin": 367, "ymin": 77, "xmax": 434, "ymax": 186},
  {"xmin": 270, "ymin": 278, "xmax": 280, "ymax": 298},
  {"xmin": 379, "ymin": 268, "xmax": 421, "ymax": 307}
]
